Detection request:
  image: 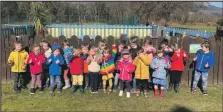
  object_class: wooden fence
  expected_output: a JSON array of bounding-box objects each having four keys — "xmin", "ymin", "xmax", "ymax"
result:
[{"xmin": 1, "ymin": 31, "xmax": 222, "ymax": 87}]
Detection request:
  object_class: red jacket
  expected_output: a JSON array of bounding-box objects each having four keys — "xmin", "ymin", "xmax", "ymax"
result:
[
  {"xmin": 69, "ymin": 56, "xmax": 84, "ymax": 75},
  {"xmin": 170, "ymin": 50, "xmax": 189, "ymax": 71},
  {"xmin": 26, "ymin": 52, "xmax": 46, "ymax": 75},
  {"xmin": 116, "ymin": 59, "xmax": 135, "ymax": 81}
]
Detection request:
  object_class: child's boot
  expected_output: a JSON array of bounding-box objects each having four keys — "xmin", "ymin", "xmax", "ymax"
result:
[
  {"xmin": 160, "ymin": 89, "xmax": 164, "ymax": 98},
  {"xmin": 72, "ymin": 85, "xmax": 77, "ymax": 93},
  {"xmin": 103, "ymin": 87, "xmax": 107, "ymax": 93},
  {"xmin": 154, "ymin": 88, "xmax": 158, "ymax": 98},
  {"xmin": 168, "ymin": 83, "xmax": 173, "ymax": 91},
  {"xmin": 126, "ymin": 92, "xmax": 131, "ymax": 98},
  {"xmin": 174, "ymin": 84, "xmax": 180, "ymax": 93},
  {"xmin": 203, "ymin": 90, "xmax": 208, "ymax": 96},
  {"xmin": 39, "ymin": 87, "xmax": 44, "ymax": 93},
  {"xmin": 63, "ymin": 80, "xmax": 71, "ymax": 89},
  {"xmin": 80, "ymin": 85, "xmax": 84, "ymax": 93},
  {"xmin": 144, "ymin": 90, "xmax": 148, "ymax": 98},
  {"xmin": 191, "ymin": 88, "xmax": 196, "ymax": 94},
  {"xmin": 107, "ymin": 88, "xmax": 112, "ymax": 94},
  {"xmin": 136, "ymin": 89, "xmax": 140, "ymax": 97},
  {"xmin": 30, "ymin": 88, "xmax": 35, "ymax": 95},
  {"xmin": 119, "ymin": 90, "xmax": 123, "ymax": 96}
]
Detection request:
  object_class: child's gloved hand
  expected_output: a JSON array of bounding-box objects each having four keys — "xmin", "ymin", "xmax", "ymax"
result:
[
  {"xmin": 183, "ymin": 52, "xmax": 187, "ymax": 57},
  {"xmin": 56, "ymin": 60, "xmax": 60, "ymax": 64},
  {"xmin": 8, "ymin": 61, "xmax": 14, "ymax": 66},
  {"xmin": 37, "ymin": 61, "xmax": 41, "ymax": 65},
  {"xmin": 48, "ymin": 59, "xmax": 52, "ymax": 63},
  {"xmin": 177, "ymin": 53, "xmax": 180, "ymax": 57}
]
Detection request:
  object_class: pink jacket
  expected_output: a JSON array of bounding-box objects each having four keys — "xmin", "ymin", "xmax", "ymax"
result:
[
  {"xmin": 116, "ymin": 59, "xmax": 135, "ymax": 81},
  {"xmin": 27, "ymin": 52, "xmax": 46, "ymax": 75}
]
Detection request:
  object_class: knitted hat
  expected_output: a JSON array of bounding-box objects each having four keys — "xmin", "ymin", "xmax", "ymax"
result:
[
  {"xmin": 52, "ymin": 42, "xmax": 61, "ymax": 52},
  {"xmin": 121, "ymin": 48, "xmax": 130, "ymax": 56}
]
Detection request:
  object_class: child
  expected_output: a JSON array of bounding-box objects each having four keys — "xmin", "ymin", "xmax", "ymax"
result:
[
  {"xmin": 114, "ymin": 40, "xmax": 126, "ymax": 90},
  {"xmin": 116, "ymin": 48, "xmax": 135, "ymax": 98},
  {"xmin": 143, "ymin": 39, "xmax": 156, "ymax": 59},
  {"xmin": 81, "ymin": 43, "xmax": 90, "ymax": 90},
  {"xmin": 87, "ymin": 46, "xmax": 101, "ymax": 93},
  {"xmin": 98, "ymin": 39, "xmax": 107, "ymax": 57},
  {"xmin": 68, "ymin": 47, "xmax": 84, "ymax": 93},
  {"xmin": 8, "ymin": 41, "xmax": 29, "ymax": 92},
  {"xmin": 98, "ymin": 40, "xmax": 107, "ymax": 89},
  {"xmin": 100, "ymin": 45, "xmax": 117, "ymax": 93},
  {"xmin": 41, "ymin": 40, "xmax": 52, "ymax": 88},
  {"xmin": 46, "ymin": 43, "xmax": 64, "ymax": 94},
  {"xmin": 62, "ymin": 41, "xmax": 73, "ymax": 89},
  {"xmin": 170, "ymin": 44, "xmax": 189, "ymax": 93},
  {"xmin": 133, "ymin": 47, "xmax": 152, "ymax": 97},
  {"xmin": 26, "ymin": 44, "xmax": 46, "ymax": 94},
  {"xmin": 151, "ymin": 49, "xmax": 170, "ymax": 98},
  {"xmin": 129, "ymin": 36, "xmax": 139, "ymax": 93},
  {"xmin": 192, "ymin": 41, "xmax": 215, "ymax": 95},
  {"xmin": 160, "ymin": 41, "xmax": 174, "ymax": 91}
]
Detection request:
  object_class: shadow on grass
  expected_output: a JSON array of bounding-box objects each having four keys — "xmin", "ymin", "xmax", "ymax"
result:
[{"xmin": 171, "ymin": 105, "xmax": 193, "ymax": 112}]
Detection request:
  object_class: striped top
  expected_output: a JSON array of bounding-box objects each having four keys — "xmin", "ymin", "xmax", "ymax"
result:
[{"xmin": 100, "ymin": 45, "xmax": 117, "ymax": 75}]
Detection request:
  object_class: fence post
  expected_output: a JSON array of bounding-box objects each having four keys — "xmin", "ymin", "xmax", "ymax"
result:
[{"xmin": 173, "ymin": 28, "xmax": 175, "ymax": 36}]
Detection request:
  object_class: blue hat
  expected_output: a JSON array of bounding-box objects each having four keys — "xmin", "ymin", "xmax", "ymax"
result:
[{"xmin": 52, "ymin": 42, "xmax": 61, "ymax": 52}]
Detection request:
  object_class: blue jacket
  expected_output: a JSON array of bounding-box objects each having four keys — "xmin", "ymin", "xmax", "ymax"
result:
[
  {"xmin": 195, "ymin": 50, "xmax": 215, "ymax": 73},
  {"xmin": 46, "ymin": 54, "xmax": 65, "ymax": 76},
  {"xmin": 63, "ymin": 47, "xmax": 73, "ymax": 67},
  {"xmin": 151, "ymin": 57, "xmax": 171, "ymax": 79}
]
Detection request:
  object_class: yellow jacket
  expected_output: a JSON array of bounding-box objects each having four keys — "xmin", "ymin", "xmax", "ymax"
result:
[
  {"xmin": 133, "ymin": 54, "xmax": 152, "ymax": 80},
  {"xmin": 8, "ymin": 50, "xmax": 29, "ymax": 72}
]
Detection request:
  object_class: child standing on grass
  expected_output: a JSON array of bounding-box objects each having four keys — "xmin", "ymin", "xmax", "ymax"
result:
[
  {"xmin": 133, "ymin": 47, "xmax": 152, "ymax": 97},
  {"xmin": 160, "ymin": 41, "xmax": 174, "ymax": 92},
  {"xmin": 114, "ymin": 40, "xmax": 126, "ymax": 91},
  {"xmin": 129, "ymin": 36, "xmax": 140, "ymax": 93},
  {"xmin": 68, "ymin": 47, "xmax": 84, "ymax": 93},
  {"xmin": 8, "ymin": 41, "xmax": 29, "ymax": 93},
  {"xmin": 41, "ymin": 41, "xmax": 52, "ymax": 88},
  {"xmin": 98, "ymin": 40, "xmax": 107, "ymax": 89},
  {"xmin": 62, "ymin": 41, "xmax": 73, "ymax": 89},
  {"xmin": 100, "ymin": 45, "xmax": 117, "ymax": 93},
  {"xmin": 151, "ymin": 49, "xmax": 170, "ymax": 98},
  {"xmin": 87, "ymin": 46, "xmax": 101, "ymax": 93},
  {"xmin": 46, "ymin": 43, "xmax": 64, "ymax": 94},
  {"xmin": 116, "ymin": 48, "xmax": 135, "ymax": 98},
  {"xmin": 192, "ymin": 41, "xmax": 215, "ymax": 95},
  {"xmin": 27, "ymin": 44, "xmax": 46, "ymax": 94},
  {"xmin": 81, "ymin": 43, "xmax": 90, "ymax": 90},
  {"xmin": 170, "ymin": 44, "xmax": 189, "ymax": 93}
]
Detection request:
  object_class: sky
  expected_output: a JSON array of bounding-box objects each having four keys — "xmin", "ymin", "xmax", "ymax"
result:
[{"xmin": 209, "ymin": 2, "xmax": 223, "ymax": 8}]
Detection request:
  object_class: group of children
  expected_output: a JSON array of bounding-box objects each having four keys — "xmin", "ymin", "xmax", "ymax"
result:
[{"xmin": 7, "ymin": 36, "xmax": 215, "ymax": 98}]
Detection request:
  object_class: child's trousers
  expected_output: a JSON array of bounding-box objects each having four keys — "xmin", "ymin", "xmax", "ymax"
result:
[
  {"xmin": 136, "ymin": 79, "xmax": 148, "ymax": 91},
  {"xmin": 31, "ymin": 73, "xmax": 42, "ymax": 88},
  {"xmin": 170, "ymin": 70, "xmax": 183, "ymax": 85},
  {"xmin": 192, "ymin": 70, "xmax": 208, "ymax": 90},
  {"xmin": 89, "ymin": 72, "xmax": 99, "ymax": 91},
  {"xmin": 12, "ymin": 72, "xmax": 26, "ymax": 89},
  {"xmin": 114, "ymin": 73, "xmax": 120, "ymax": 87},
  {"xmin": 83, "ymin": 73, "xmax": 89, "ymax": 88},
  {"xmin": 102, "ymin": 73, "xmax": 114, "ymax": 89},
  {"xmin": 50, "ymin": 75, "xmax": 62, "ymax": 91},
  {"xmin": 119, "ymin": 80, "xmax": 131, "ymax": 92},
  {"xmin": 72, "ymin": 74, "xmax": 83, "ymax": 85},
  {"xmin": 63, "ymin": 69, "xmax": 69, "ymax": 80}
]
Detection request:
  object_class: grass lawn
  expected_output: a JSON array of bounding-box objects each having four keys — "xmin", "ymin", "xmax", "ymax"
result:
[
  {"xmin": 2, "ymin": 84, "xmax": 222, "ymax": 111},
  {"xmin": 169, "ymin": 24, "xmax": 216, "ymax": 33}
]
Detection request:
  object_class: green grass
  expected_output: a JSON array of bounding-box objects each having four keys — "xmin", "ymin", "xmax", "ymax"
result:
[
  {"xmin": 169, "ymin": 24, "xmax": 217, "ymax": 33},
  {"xmin": 2, "ymin": 84, "xmax": 222, "ymax": 111}
]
